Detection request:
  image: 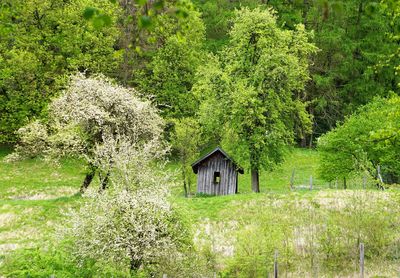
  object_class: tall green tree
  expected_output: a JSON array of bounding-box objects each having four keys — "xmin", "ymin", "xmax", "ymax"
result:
[
  {"xmin": 194, "ymin": 8, "xmax": 316, "ymax": 192},
  {"xmin": 303, "ymin": 0, "xmax": 400, "ymax": 142},
  {"xmin": 114, "ymin": 0, "xmax": 205, "ymax": 119},
  {"xmin": 0, "ymin": 0, "xmax": 121, "ymax": 143},
  {"xmin": 192, "ymin": 0, "xmax": 400, "ymax": 143},
  {"xmin": 140, "ymin": 8, "xmax": 205, "ymax": 118}
]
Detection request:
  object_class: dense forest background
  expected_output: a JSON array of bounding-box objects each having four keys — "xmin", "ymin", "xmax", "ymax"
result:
[{"xmin": 1, "ymin": 0, "xmax": 399, "ymax": 145}]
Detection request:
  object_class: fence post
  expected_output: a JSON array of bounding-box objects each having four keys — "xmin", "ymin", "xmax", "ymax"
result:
[
  {"xmin": 290, "ymin": 169, "xmax": 295, "ymax": 190},
  {"xmin": 309, "ymin": 175, "xmax": 313, "ymax": 191},
  {"xmin": 359, "ymin": 243, "xmax": 364, "ymax": 278},
  {"xmin": 377, "ymin": 165, "xmax": 384, "ymax": 190},
  {"xmin": 274, "ymin": 250, "xmax": 278, "ymax": 278},
  {"xmin": 162, "ymin": 274, "xmax": 167, "ymax": 278}
]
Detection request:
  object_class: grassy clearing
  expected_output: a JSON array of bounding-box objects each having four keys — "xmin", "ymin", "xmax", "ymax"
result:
[
  {"xmin": 0, "ymin": 147, "xmax": 399, "ymax": 277},
  {"xmin": 0, "ymin": 148, "xmax": 83, "ymax": 199},
  {"xmin": 173, "ymin": 148, "xmax": 378, "ymax": 221},
  {"xmin": 0, "ymin": 148, "xmax": 83, "ymax": 256}
]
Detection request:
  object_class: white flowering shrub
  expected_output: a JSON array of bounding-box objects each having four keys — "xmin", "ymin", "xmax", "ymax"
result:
[
  {"xmin": 7, "ymin": 73, "xmax": 165, "ymax": 190},
  {"xmin": 64, "ymin": 141, "xmax": 213, "ymax": 276},
  {"xmin": 68, "ymin": 186, "xmax": 188, "ymax": 273}
]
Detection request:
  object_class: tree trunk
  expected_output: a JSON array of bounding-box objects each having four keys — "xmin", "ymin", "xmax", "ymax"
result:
[
  {"xmin": 300, "ymin": 137, "xmax": 307, "ymax": 148},
  {"xmin": 183, "ymin": 179, "xmax": 188, "ymax": 198},
  {"xmin": 343, "ymin": 177, "xmax": 347, "ymax": 189},
  {"xmin": 80, "ymin": 165, "xmax": 96, "ymax": 193},
  {"xmin": 130, "ymin": 258, "xmax": 141, "ymax": 272},
  {"xmin": 99, "ymin": 171, "xmax": 110, "ymax": 191},
  {"xmin": 251, "ymin": 169, "xmax": 260, "ymax": 193},
  {"xmin": 182, "ymin": 166, "xmax": 188, "ymax": 197},
  {"xmin": 187, "ymin": 178, "xmax": 192, "ymax": 197}
]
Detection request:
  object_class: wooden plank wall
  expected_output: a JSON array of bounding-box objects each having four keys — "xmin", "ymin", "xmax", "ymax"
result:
[{"xmin": 197, "ymin": 152, "xmax": 238, "ymax": 195}]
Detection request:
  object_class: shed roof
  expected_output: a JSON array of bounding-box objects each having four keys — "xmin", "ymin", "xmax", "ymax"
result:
[{"xmin": 191, "ymin": 147, "xmax": 244, "ymax": 174}]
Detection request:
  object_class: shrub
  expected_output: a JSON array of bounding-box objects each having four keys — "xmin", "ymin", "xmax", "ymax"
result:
[
  {"xmin": 63, "ymin": 138, "xmax": 212, "ymax": 276},
  {"xmin": 0, "ymin": 245, "xmax": 130, "ymax": 277},
  {"xmin": 318, "ymin": 95, "xmax": 400, "ymax": 184}
]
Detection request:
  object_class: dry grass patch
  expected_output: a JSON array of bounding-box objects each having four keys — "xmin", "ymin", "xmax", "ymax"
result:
[
  {"xmin": 0, "ymin": 213, "xmax": 16, "ymax": 227},
  {"xmin": 10, "ymin": 186, "xmax": 77, "ymax": 200}
]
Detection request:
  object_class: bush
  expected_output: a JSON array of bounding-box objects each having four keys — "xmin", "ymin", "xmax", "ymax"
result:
[
  {"xmin": 0, "ymin": 245, "xmax": 130, "ymax": 277},
  {"xmin": 318, "ymin": 95, "xmax": 400, "ymax": 184},
  {"xmin": 62, "ymin": 137, "xmax": 214, "ymax": 276}
]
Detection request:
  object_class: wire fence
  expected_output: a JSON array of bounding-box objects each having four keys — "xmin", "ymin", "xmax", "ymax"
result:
[
  {"xmin": 162, "ymin": 242, "xmax": 367, "ymax": 277},
  {"xmin": 289, "ymin": 170, "xmax": 385, "ymax": 191}
]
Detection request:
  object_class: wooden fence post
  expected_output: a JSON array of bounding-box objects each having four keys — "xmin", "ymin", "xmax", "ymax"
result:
[
  {"xmin": 290, "ymin": 169, "xmax": 295, "ymax": 190},
  {"xmin": 359, "ymin": 243, "xmax": 364, "ymax": 278},
  {"xmin": 274, "ymin": 250, "xmax": 278, "ymax": 278},
  {"xmin": 377, "ymin": 165, "xmax": 384, "ymax": 190},
  {"xmin": 309, "ymin": 175, "xmax": 313, "ymax": 191}
]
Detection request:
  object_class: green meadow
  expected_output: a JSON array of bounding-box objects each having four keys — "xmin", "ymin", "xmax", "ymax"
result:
[{"xmin": 1, "ymin": 147, "xmax": 399, "ymax": 277}]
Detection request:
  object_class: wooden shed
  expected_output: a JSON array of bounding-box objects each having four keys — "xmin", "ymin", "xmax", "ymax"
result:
[{"xmin": 192, "ymin": 147, "xmax": 244, "ymax": 195}]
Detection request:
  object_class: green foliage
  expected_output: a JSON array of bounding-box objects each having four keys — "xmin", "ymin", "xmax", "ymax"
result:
[
  {"xmin": 193, "ymin": 0, "xmax": 400, "ymax": 141},
  {"xmin": 0, "ymin": 245, "xmax": 135, "ymax": 277},
  {"xmin": 318, "ymin": 192, "xmax": 399, "ymax": 270},
  {"xmin": 381, "ymin": 0, "xmax": 400, "ymax": 77},
  {"xmin": 134, "ymin": 4, "xmax": 206, "ymax": 118},
  {"xmin": 307, "ymin": 0, "xmax": 399, "ymax": 137},
  {"xmin": 194, "ymin": 8, "xmax": 316, "ymax": 174},
  {"xmin": 318, "ymin": 95, "xmax": 400, "ymax": 183},
  {"xmin": 171, "ymin": 117, "xmax": 201, "ymax": 196},
  {"xmin": 191, "ymin": 54, "xmax": 231, "ymax": 146},
  {"xmin": 0, "ymin": 0, "xmax": 121, "ymax": 143}
]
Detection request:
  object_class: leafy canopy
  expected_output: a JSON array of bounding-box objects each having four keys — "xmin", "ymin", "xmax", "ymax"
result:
[
  {"xmin": 0, "ymin": 0, "xmax": 121, "ymax": 143},
  {"xmin": 194, "ymin": 7, "xmax": 317, "ymax": 172},
  {"xmin": 318, "ymin": 95, "xmax": 400, "ymax": 183}
]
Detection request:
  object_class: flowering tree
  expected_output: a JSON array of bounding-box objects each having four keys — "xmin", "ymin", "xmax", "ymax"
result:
[
  {"xmin": 64, "ymin": 138, "xmax": 204, "ymax": 275},
  {"xmin": 7, "ymin": 74, "xmax": 165, "ymax": 192}
]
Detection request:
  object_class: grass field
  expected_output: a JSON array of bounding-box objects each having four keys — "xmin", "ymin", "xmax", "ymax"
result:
[{"xmin": 1, "ymin": 147, "xmax": 399, "ymax": 277}]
